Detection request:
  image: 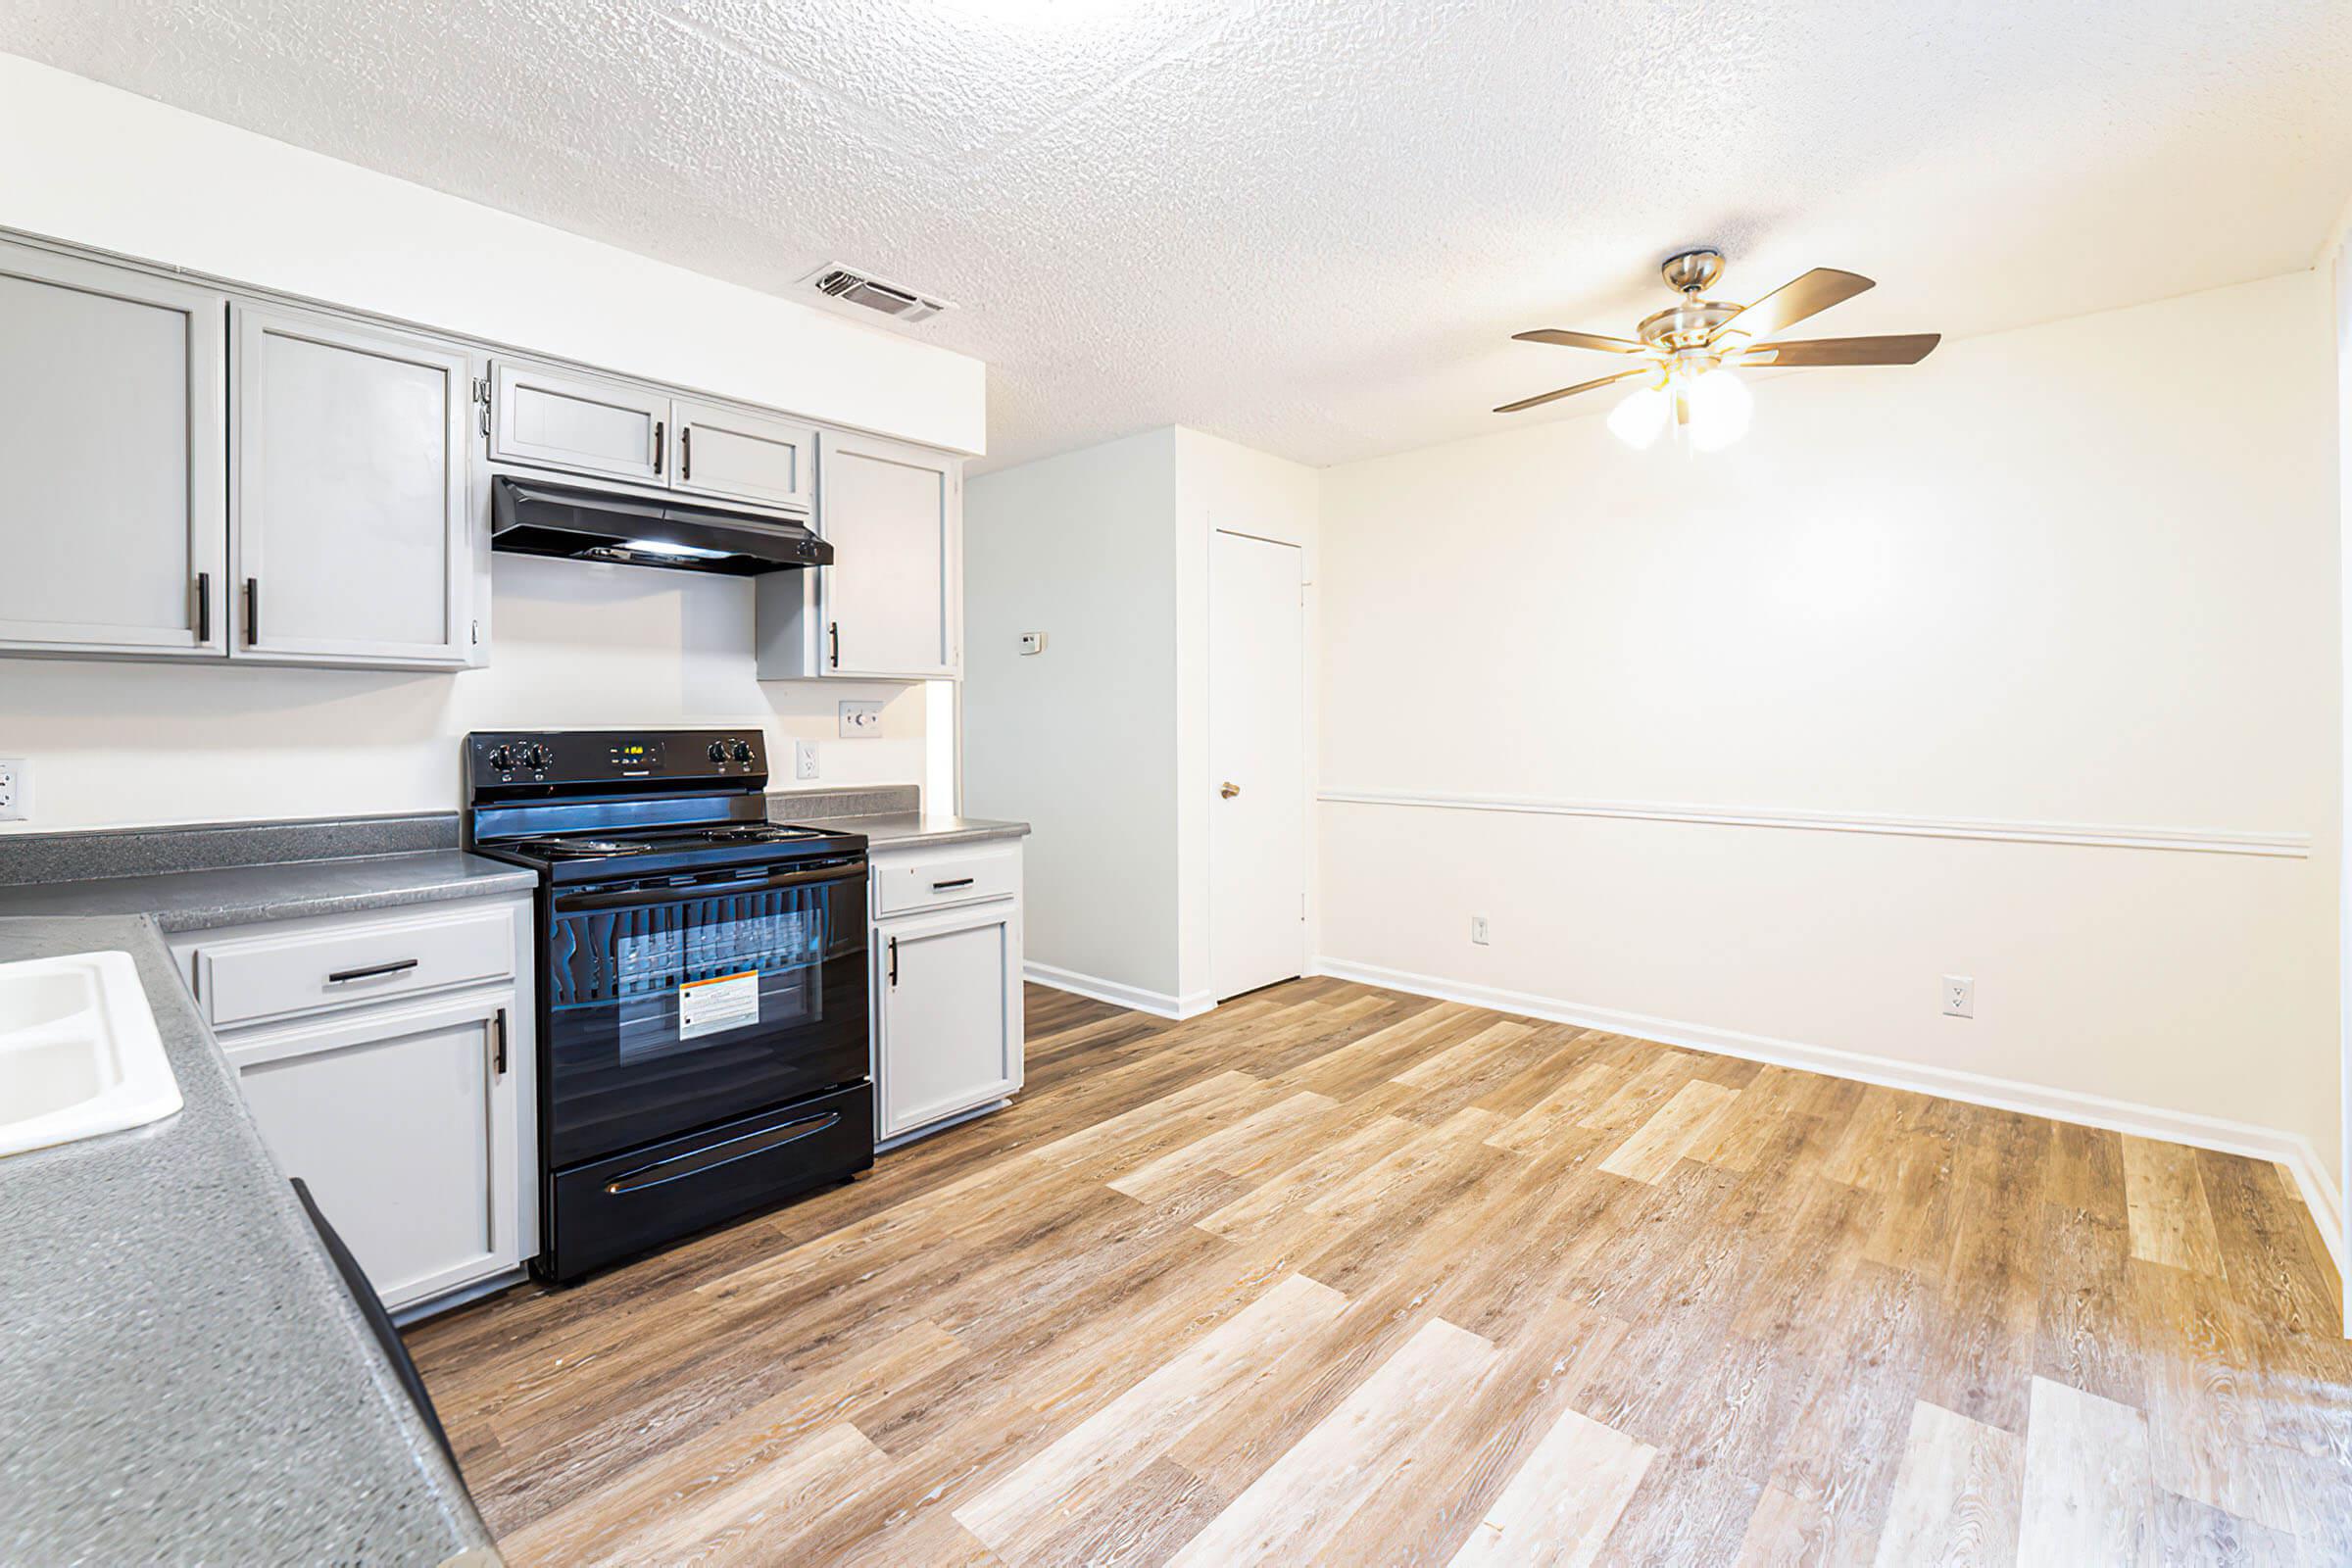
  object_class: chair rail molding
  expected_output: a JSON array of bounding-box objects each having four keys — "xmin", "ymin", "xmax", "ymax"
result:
[{"xmin": 1317, "ymin": 787, "xmax": 2311, "ymax": 859}]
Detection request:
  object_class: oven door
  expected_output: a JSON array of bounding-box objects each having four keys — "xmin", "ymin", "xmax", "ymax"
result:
[{"xmin": 543, "ymin": 856, "xmax": 867, "ymax": 1166}]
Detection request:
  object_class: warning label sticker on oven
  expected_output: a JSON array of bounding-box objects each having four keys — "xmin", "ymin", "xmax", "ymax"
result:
[{"xmin": 679, "ymin": 970, "xmax": 760, "ymax": 1040}]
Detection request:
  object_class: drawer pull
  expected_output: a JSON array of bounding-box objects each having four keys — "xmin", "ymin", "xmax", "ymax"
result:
[
  {"xmin": 604, "ymin": 1112, "xmax": 841, "ymax": 1195},
  {"xmin": 931, "ymin": 877, "xmax": 975, "ymax": 892},
  {"xmin": 325, "ymin": 957, "xmax": 419, "ymax": 985}
]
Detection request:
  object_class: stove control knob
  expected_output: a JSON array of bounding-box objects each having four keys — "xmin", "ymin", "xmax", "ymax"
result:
[
  {"xmin": 708, "ymin": 741, "xmax": 729, "ymax": 763},
  {"xmin": 488, "ymin": 745, "xmax": 516, "ymax": 771},
  {"xmin": 729, "ymin": 740, "xmax": 755, "ymax": 763},
  {"xmin": 524, "ymin": 744, "xmax": 553, "ymax": 771}
]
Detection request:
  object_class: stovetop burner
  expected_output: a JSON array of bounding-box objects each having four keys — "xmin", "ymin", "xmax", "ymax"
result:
[{"xmin": 514, "ymin": 836, "xmax": 656, "ymax": 858}]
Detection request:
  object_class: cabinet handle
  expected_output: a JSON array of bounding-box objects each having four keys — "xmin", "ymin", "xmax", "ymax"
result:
[
  {"xmin": 194, "ymin": 571, "xmax": 211, "ymax": 644},
  {"xmin": 931, "ymin": 877, "xmax": 974, "ymax": 892},
  {"xmin": 244, "ymin": 577, "xmax": 260, "ymax": 646},
  {"xmin": 887, "ymin": 935, "xmax": 899, "ymax": 989},
  {"xmin": 653, "ymin": 419, "xmax": 665, "ymax": 475},
  {"xmin": 681, "ymin": 425, "xmax": 692, "ymax": 482},
  {"xmin": 828, "ymin": 620, "xmax": 840, "ymax": 669},
  {"xmin": 325, "ymin": 957, "xmax": 418, "ymax": 985},
  {"xmin": 491, "ymin": 1006, "xmax": 509, "ymax": 1076}
]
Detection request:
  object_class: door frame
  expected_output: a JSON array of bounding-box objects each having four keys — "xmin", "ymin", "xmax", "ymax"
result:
[{"xmin": 1206, "ymin": 526, "xmax": 1310, "ymax": 1004}]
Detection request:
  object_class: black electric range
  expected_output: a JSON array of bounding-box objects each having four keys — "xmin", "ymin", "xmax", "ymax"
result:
[{"xmin": 464, "ymin": 729, "xmax": 873, "ymax": 1282}]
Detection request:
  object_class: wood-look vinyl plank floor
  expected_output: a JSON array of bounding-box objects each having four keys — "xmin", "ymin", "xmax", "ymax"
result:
[{"xmin": 406, "ymin": 980, "xmax": 2350, "ymax": 1565}]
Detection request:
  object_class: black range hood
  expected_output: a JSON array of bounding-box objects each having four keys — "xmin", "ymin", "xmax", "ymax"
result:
[{"xmin": 491, "ymin": 476, "xmax": 832, "ymax": 576}]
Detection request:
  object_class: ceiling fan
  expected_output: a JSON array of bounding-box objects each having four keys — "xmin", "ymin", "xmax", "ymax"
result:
[{"xmin": 1494, "ymin": 249, "xmax": 1940, "ymax": 450}]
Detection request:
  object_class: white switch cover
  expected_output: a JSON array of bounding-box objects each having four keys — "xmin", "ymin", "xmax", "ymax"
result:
[
  {"xmin": 1019, "ymin": 632, "xmax": 1047, "ymax": 656},
  {"xmin": 1942, "ymin": 975, "xmax": 1975, "ymax": 1018},
  {"xmin": 794, "ymin": 741, "xmax": 819, "ymax": 780},
  {"xmin": 838, "ymin": 701, "xmax": 884, "ymax": 738},
  {"xmin": 0, "ymin": 759, "xmax": 24, "ymax": 821}
]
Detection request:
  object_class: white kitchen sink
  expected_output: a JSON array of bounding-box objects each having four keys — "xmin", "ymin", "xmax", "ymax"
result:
[{"xmin": 0, "ymin": 950, "xmax": 181, "ymax": 1158}]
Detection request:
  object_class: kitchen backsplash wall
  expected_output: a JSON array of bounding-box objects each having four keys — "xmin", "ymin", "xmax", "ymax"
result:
[{"xmin": 0, "ymin": 555, "xmax": 931, "ymax": 833}]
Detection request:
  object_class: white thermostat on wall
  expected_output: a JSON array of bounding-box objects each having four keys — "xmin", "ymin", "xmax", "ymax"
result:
[{"xmin": 1019, "ymin": 632, "xmax": 1048, "ymax": 656}]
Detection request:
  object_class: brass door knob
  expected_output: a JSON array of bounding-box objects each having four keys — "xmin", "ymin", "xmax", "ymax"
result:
[{"xmin": 1219, "ymin": 782, "xmax": 1241, "ymax": 799}]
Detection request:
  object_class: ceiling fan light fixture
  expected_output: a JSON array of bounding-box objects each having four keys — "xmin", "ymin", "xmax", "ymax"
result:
[
  {"xmin": 1607, "ymin": 381, "xmax": 1670, "ymax": 449},
  {"xmin": 1683, "ymin": 365, "xmax": 1752, "ymax": 452}
]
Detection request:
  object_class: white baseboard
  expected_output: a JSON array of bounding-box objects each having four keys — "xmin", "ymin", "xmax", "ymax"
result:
[
  {"xmin": 1313, "ymin": 956, "xmax": 2346, "ymax": 1278},
  {"xmin": 1025, "ymin": 961, "xmax": 1215, "ymax": 1021}
]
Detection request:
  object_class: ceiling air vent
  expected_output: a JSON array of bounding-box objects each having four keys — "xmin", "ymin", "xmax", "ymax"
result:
[{"xmin": 805, "ymin": 264, "xmax": 951, "ymax": 324}]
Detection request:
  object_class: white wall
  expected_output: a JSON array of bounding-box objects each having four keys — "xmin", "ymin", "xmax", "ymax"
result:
[
  {"xmin": 4, "ymin": 557, "xmax": 928, "ymax": 830},
  {"xmin": 0, "ymin": 55, "xmax": 985, "ymax": 454},
  {"xmin": 963, "ymin": 429, "xmax": 1183, "ymax": 1003},
  {"xmin": 1317, "ymin": 270, "xmax": 2343, "ymax": 1220},
  {"xmin": 963, "ymin": 426, "xmax": 1318, "ymax": 1013}
]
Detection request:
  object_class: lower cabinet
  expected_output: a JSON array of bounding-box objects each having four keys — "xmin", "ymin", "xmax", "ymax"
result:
[
  {"xmin": 870, "ymin": 843, "xmax": 1024, "ymax": 1145},
  {"xmin": 172, "ymin": 896, "xmax": 536, "ymax": 1314},
  {"xmin": 225, "ymin": 991, "xmax": 521, "ymax": 1310}
]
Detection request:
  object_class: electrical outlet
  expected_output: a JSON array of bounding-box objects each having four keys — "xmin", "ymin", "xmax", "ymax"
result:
[
  {"xmin": 793, "ymin": 740, "xmax": 819, "ymax": 781},
  {"xmin": 1471, "ymin": 914, "xmax": 1491, "ymax": 946},
  {"xmin": 838, "ymin": 701, "xmax": 883, "ymax": 738},
  {"xmin": 1942, "ymin": 974, "xmax": 1974, "ymax": 1018},
  {"xmin": 0, "ymin": 758, "xmax": 24, "ymax": 822}
]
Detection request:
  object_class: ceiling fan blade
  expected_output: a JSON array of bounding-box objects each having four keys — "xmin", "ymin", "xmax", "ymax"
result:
[
  {"xmin": 1512, "ymin": 327, "xmax": 1649, "ymax": 354},
  {"xmin": 1716, "ymin": 268, "xmax": 1874, "ymax": 343},
  {"xmin": 1494, "ymin": 367, "xmax": 1651, "ymax": 415},
  {"xmin": 1741, "ymin": 333, "xmax": 1941, "ymax": 367}
]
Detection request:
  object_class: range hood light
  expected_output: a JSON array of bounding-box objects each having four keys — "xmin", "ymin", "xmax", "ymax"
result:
[{"xmin": 622, "ymin": 537, "xmax": 734, "ymax": 561}]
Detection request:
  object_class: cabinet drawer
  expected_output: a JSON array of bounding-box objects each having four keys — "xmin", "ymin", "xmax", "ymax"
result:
[
  {"xmin": 191, "ymin": 906, "xmax": 515, "ymax": 1028},
  {"xmin": 871, "ymin": 842, "xmax": 1020, "ymax": 917}
]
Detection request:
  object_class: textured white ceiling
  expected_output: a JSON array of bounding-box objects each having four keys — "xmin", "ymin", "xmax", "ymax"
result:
[{"xmin": 9, "ymin": 2, "xmax": 2350, "ymax": 469}]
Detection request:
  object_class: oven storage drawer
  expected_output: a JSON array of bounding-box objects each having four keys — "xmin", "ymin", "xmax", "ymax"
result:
[
  {"xmin": 871, "ymin": 841, "xmax": 1020, "ymax": 917},
  {"xmin": 189, "ymin": 906, "xmax": 516, "ymax": 1028},
  {"xmin": 545, "ymin": 1081, "xmax": 873, "ymax": 1282}
]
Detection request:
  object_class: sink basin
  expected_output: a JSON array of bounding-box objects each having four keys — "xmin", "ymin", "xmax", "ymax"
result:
[{"xmin": 0, "ymin": 951, "xmax": 181, "ymax": 1158}]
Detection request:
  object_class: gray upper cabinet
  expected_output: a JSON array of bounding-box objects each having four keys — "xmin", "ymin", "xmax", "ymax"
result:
[
  {"xmin": 758, "ymin": 430, "xmax": 962, "ymax": 681},
  {"xmin": 0, "ymin": 241, "xmax": 227, "ymax": 658},
  {"xmin": 489, "ymin": 358, "xmax": 667, "ymax": 483},
  {"xmin": 232, "ymin": 304, "xmax": 473, "ymax": 667},
  {"xmin": 671, "ymin": 398, "xmax": 815, "ymax": 513}
]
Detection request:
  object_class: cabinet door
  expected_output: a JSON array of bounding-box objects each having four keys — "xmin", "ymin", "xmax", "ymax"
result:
[
  {"xmin": 489, "ymin": 358, "xmax": 668, "ymax": 482},
  {"xmin": 875, "ymin": 900, "xmax": 1023, "ymax": 1140},
  {"xmin": 231, "ymin": 304, "xmax": 471, "ymax": 666},
  {"xmin": 672, "ymin": 397, "xmax": 815, "ymax": 513},
  {"xmin": 228, "ymin": 991, "xmax": 521, "ymax": 1310},
  {"xmin": 0, "ymin": 242, "xmax": 227, "ymax": 657},
  {"xmin": 817, "ymin": 431, "xmax": 961, "ymax": 679}
]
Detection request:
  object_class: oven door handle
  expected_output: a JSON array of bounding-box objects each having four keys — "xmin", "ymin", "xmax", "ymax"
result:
[
  {"xmin": 555, "ymin": 860, "xmax": 864, "ymax": 912},
  {"xmin": 603, "ymin": 1111, "xmax": 843, "ymax": 1194}
]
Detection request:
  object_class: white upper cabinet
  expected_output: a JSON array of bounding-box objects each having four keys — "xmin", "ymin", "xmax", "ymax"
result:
[
  {"xmin": 671, "ymin": 398, "xmax": 815, "ymax": 513},
  {"xmin": 231, "ymin": 304, "xmax": 473, "ymax": 667},
  {"xmin": 489, "ymin": 358, "xmax": 668, "ymax": 483},
  {"xmin": 757, "ymin": 430, "xmax": 962, "ymax": 681},
  {"xmin": 0, "ymin": 242, "xmax": 227, "ymax": 658}
]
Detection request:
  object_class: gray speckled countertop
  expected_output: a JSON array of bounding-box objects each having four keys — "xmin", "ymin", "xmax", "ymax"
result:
[
  {"xmin": 0, "ymin": 850, "xmax": 538, "ymax": 931},
  {"xmin": 784, "ymin": 808, "xmax": 1031, "ymax": 850},
  {"xmin": 0, "ymin": 915, "xmax": 494, "ymax": 1564}
]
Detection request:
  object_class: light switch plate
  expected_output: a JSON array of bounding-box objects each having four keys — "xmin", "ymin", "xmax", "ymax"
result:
[
  {"xmin": 838, "ymin": 701, "xmax": 884, "ymax": 738},
  {"xmin": 1019, "ymin": 632, "xmax": 1047, "ymax": 656},
  {"xmin": 794, "ymin": 741, "xmax": 819, "ymax": 780}
]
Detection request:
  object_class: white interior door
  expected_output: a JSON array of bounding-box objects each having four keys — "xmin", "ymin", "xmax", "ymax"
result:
[{"xmin": 1210, "ymin": 530, "xmax": 1306, "ymax": 1001}]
